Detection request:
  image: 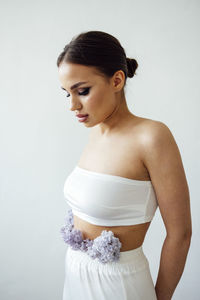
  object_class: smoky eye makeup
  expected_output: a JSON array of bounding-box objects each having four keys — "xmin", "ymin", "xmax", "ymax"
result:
[{"xmin": 66, "ymin": 87, "xmax": 91, "ymax": 98}]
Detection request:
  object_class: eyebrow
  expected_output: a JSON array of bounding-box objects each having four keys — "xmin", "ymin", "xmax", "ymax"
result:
[{"xmin": 61, "ymin": 81, "xmax": 89, "ymax": 92}]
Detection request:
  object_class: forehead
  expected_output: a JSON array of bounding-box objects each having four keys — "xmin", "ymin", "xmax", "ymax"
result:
[{"xmin": 58, "ymin": 62, "xmax": 100, "ymax": 87}]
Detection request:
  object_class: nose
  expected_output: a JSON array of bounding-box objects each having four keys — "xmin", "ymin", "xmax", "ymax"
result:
[{"xmin": 69, "ymin": 96, "xmax": 82, "ymax": 112}]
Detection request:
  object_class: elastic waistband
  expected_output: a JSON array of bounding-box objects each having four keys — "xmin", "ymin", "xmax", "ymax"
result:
[
  {"xmin": 66, "ymin": 245, "xmax": 146, "ymax": 265},
  {"xmin": 119, "ymin": 245, "xmax": 144, "ymax": 263}
]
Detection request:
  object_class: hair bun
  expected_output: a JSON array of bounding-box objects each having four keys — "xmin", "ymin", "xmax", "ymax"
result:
[{"xmin": 126, "ymin": 57, "xmax": 138, "ymax": 78}]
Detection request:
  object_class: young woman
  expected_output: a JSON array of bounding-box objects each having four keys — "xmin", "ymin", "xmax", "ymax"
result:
[{"xmin": 57, "ymin": 30, "xmax": 192, "ymax": 300}]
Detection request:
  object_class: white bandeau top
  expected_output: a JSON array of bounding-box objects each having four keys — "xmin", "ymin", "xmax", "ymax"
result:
[{"xmin": 63, "ymin": 166, "xmax": 158, "ymax": 226}]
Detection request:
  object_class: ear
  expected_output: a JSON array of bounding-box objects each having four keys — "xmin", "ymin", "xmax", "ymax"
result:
[{"xmin": 112, "ymin": 70, "xmax": 125, "ymax": 92}]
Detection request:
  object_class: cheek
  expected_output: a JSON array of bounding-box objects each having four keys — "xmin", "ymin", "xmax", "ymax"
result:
[
  {"xmin": 85, "ymin": 95, "xmax": 101, "ymax": 110},
  {"xmin": 86, "ymin": 94, "xmax": 110, "ymax": 111}
]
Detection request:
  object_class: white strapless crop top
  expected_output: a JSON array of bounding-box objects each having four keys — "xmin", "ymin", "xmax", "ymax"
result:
[{"xmin": 63, "ymin": 166, "xmax": 158, "ymax": 226}]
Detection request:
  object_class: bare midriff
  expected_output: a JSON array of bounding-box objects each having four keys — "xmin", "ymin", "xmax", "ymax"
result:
[{"xmin": 73, "ymin": 215, "xmax": 151, "ymax": 252}]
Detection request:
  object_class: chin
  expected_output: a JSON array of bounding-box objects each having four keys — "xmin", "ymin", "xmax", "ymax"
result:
[{"xmin": 83, "ymin": 121, "xmax": 94, "ymax": 128}]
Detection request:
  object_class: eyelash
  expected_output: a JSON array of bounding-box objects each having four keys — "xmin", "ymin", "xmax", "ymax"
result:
[{"xmin": 66, "ymin": 87, "xmax": 90, "ymax": 98}]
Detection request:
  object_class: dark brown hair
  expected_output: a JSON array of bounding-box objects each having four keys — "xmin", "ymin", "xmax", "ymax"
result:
[{"xmin": 56, "ymin": 30, "xmax": 138, "ymax": 87}]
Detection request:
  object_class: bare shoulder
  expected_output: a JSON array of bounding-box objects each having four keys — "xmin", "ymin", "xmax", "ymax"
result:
[
  {"xmin": 137, "ymin": 117, "xmax": 192, "ymax": 238},
  {"xmin": 135, "ymin": 117, "xmax": 172, "ymax": 142},
  {"xmin": 137, "ymin": 117, "xmax": 183, "ymax": 183},
  {"xmin": 137, "ymin": 118, "xmax": 180, "ymax": 165}
]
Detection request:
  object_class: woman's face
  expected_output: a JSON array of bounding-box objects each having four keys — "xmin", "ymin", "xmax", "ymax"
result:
[{"xmin": 58, "ymin": 62, "xmax": 123, "ymax": 127}]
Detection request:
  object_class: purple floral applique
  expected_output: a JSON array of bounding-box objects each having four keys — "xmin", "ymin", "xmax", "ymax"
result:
[{"xmin": 60, "ymin": 208, "xmax": 122, "ymax": 263}]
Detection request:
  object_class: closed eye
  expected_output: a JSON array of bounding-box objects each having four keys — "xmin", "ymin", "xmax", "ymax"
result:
[{"xmin": 66, "ymin": 87, "xmax": 90, "ymax": 98}]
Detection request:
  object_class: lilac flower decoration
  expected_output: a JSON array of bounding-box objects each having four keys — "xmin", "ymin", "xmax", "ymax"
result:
[
  {"xmin": 87, "ymin": 230, "xmax": 122, "ymax": 263},
  {"xmin": 60, "ymin": 208, "xmax": 122, "ymax": 263}
]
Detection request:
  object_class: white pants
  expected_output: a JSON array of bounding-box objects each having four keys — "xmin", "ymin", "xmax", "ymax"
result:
[{"xmin": 63, "ymin": 245, "xmax": 157, "ymax": 300}]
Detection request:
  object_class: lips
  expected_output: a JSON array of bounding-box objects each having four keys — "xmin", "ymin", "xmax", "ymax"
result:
[
  {"xmin": 77, "ymin": 114, "xmax": 89, "ymax": 122},
  {"xmin": 76, "ymin": 114, "xmax": 89, "ymax": 118}
]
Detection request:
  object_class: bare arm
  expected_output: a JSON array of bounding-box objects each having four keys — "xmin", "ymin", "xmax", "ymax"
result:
[{"xmin": 141, "ymin": 121, "xmax": 192, "ymax": 300}]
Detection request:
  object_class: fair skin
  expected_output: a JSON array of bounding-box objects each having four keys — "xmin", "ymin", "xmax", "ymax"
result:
[{"xmin": 58, "ymin": 61, "xmax": 192, "ymax": 300}]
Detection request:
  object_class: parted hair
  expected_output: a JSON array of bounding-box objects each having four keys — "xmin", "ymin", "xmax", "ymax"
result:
[{"xmin": 56, "ymin": 30, "xmax": 138, "ymax": 87}]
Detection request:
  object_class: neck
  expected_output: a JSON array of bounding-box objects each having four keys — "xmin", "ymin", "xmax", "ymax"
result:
[{"xmin": 94, "ymin": 92, "xmax": 135, "ymax": 137}]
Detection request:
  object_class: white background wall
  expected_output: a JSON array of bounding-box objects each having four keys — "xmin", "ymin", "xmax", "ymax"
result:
[{"xmin": 0, "ymin": 0, "xmax": 199, "ymax": 299}]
